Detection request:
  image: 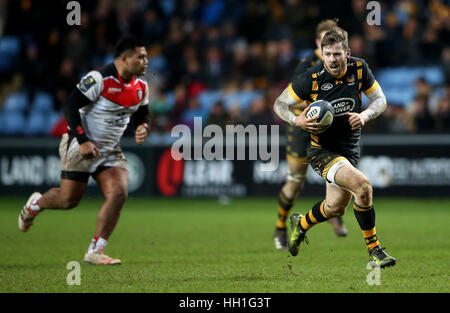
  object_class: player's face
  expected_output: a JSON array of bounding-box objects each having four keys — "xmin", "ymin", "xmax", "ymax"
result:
[
  {"xmin": 127, "ymin": 47, "xmax": 148, "ymax": 76},
  {"xmin": 322, "ymin": 43, "xmax": 349, "ymax": 77}
]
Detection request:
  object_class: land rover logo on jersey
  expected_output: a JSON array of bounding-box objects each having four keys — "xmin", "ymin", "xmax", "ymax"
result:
[
  {"xmin": 330, "ymin": 98, "xmax": 356, "ymax": 116},
  {"xmin": 137, "ymin": 89, "xmax": 143, "ymax": 100},
  {"xmin": 321, "ymin": 83, "xmax": 333, "ymax": 91}
]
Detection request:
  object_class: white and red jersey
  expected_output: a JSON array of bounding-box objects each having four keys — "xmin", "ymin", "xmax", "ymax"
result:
[{"xmin": 76, "ymin": 63, "xmax": 149, "ymax": 152}]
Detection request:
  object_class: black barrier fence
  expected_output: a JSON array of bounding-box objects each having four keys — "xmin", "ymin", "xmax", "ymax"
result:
[{"xmin": 0, "ymin": 135, "xmax": 449, "ymax": 197}]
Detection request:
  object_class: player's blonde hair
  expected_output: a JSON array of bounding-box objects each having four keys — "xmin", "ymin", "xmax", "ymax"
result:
[
  {"xmin": 316, "ymin": 19, "xmax": 338, "ymax": 39},
  {"xmin": 320, "ymin": 28, "xmax": 349, "ymax": 51}
]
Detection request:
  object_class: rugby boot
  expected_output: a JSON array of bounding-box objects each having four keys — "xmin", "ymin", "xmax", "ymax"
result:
[
  {"xmin": 328, "ymin": 216, "xmax": 348, "ymax": 237},
  {"xmin": 273, "ymin": 228, "xmax": 288, "ymax": 250},
  {"xmin": 368, "ymin": 246, "xmax": 396, "ymax": 268},
  {"xmin": 19, "ymin": 192, "xmax": 42, "ymax": 232},
  {"xmin": 288, "ymin": 213, "xmax": 309, "ymax": 256},
  {"xmin": 84, "ymin": 249, "xmax": 121, "ymax": 265}
]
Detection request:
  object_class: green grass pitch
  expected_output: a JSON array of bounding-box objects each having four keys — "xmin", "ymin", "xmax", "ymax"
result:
[{"xmin": 0, "ymin": 196, "xmax": 449, "ymax": 293}]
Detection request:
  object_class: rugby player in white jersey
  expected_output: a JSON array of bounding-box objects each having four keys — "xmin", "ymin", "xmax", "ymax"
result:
[{"xmin": 18, "ymin": 37, "xmax": 151, "ymax": 265}]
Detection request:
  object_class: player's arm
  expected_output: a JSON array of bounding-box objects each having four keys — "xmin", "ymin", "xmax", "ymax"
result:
[
  {"xmin": 360, "ymin": 81, "xmax": 386, "ymax": 122},
  {"xmin": 273, "ymin": 86, "xmax": 304, "ymax": 125},
  {"xmin": 132, "ymin": 81, "xmax": 151, "ymax": 145},
  {"xmin": 347, "ymin": 61, "xmax": 387, "ymax": 131},
  {"xmin": 64, "ymin": 71, "xmax": 103, "ymax": 158},
  {"xmin": 62, "ymin": 88, "xmax": 91, "ymax": 144},
  {"xmin": 274, "ymin": 74, "xmax": 322, "ymax": 133},
  {"xmin": 132, "ymin": 104, "xmax": 151, "ymax": 145},
  {"xmin": 62, "ymin": 89, "xmax": 101, "ymax": 159}
]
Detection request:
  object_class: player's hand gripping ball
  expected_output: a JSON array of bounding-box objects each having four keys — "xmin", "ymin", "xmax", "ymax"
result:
[{"xmin": 305, "ymin": 100, "xmax": 334, "ymax": 133}]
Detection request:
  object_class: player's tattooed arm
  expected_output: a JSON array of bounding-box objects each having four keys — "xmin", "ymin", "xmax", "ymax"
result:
[
  {"xmin": 274, "ymin": 87, "xmax": 307, "ymax": 126},
  {"xmin": 347, "ymin": 84, "xmax": 386, "ymax": 131},
  {"xmin": 361, "ymin": 84, "xmax": 387, "ymax": 123}
]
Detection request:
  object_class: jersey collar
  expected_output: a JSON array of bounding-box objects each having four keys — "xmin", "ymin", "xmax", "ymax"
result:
[{"xmin": 335, "ymin": 67, "xmax": 347, "ymax": 79}]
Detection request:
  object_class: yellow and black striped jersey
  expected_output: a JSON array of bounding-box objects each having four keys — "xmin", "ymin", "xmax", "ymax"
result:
[
  {"xmin": 288, "ymin": 56, "xmax": 379, "ymax": 157},
  {"xmin": 290, "ymin": 49, "xmax": 322, "ymax": 115}
]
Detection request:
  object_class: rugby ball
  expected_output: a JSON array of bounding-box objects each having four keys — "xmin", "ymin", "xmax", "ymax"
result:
[{"xmin": 305, "ymin": 100, "xmax": 334, "ymax": 133}]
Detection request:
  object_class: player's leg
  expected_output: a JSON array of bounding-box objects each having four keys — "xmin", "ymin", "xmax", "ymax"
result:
[
  {"xmin": 288, "ymin": 182, "xmax": 351, "ymax": 256},
  {"xmin": 84, "ymin": 166, "xmax": 128, "ymax": 265},
  {"xmin": 94, "ymin": 166, "xmax": 128, "ymax": 240},
  {"xmin": 288, "ymin": 147, "xmax": 354, "ymax": 256},
  {"xmin": 334, "ymin": 164, "xmax": 396, "ymax": 268},
  {"xmin": 19, "ymin": 133, "xmax": 92, "ymax": 231},
  {"xmin": 274, "ymin": 126, "xmax": 309, "ymax": 250},
  {"xmin": 278, "ymin": 158, "xmax": 348, "ymax": 240},
  {"xmin": 274, "ymin": 156, "xmax": 308, "ymax": 250},
  {"xmin": 19, "ymin": 179, "xmax": 87, "ymax": 232},
  {"xmin": 38, "ymin": 179, "xmax": 87, "ymax": 210},
  {"xmin": 278, "ymin": 157, "xmax": 307, "ymax": 226}
]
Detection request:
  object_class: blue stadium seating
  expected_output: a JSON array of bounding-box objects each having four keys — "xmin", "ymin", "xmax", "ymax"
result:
[
  {"xmin": 298, "ymin": 49, "xmax": 314, "ymax": 60},
  {"xmin": 0, "ymin": 36, "xmax": 20, "ymax": 55},
  {"xmin": 24, "ymin": 112, "xmax": 47, "ymax": 136},
  {"xmin": 198, "ymin": 90, "xmax": 222, "ymax": 112},
  {"xmin": 222, "ymin": 90, "xmax": 264, "ymax": 112},
  {"xmin": 104, "ymin": 53, "xmax": 114, "ymax": 65},
  {"xmin": 0, "ymin": 36, "xmax": 20, "ymax": 71},
  {"xmin": 2, "ymin": 92, "xmax": 28, "ymax": 112},
  {"xmin": 164, "ymin": 91, "xmax": 175, "ymax": 107},
  {"xmin": 48, "ymin": 111, "xmax": 63, "ymax": 130},
  {"xmin": 197, "ymin": 89, "xmax": 264, "ymax": 114},
  {"xmin": 222, "ymin": 91, "xmax": 242, "ymax": 110},
  {"xmin": 148, "ymin": 55, "xmax": 167, "ymax": 73},
  {"xmin": 30, "ymin": 92, "xmax": 54, "ymax": 112},
  {"xmin": 24, "ymin": 110, "xmax": 63, "ymax": 136},
  {"xmin": 0, "ymin": 65, "xmax": 444, "ymax": 137},
  {"xmin": 239, "ymin": 90, "xmax": 264, "ymax": 111},
  {"xmin": 376, "ymin": 67, "xmax": 444, "ymax": 106},
  {"xmin": 1, "ymin": 111, "xmax": 26, "ymax": 135}
]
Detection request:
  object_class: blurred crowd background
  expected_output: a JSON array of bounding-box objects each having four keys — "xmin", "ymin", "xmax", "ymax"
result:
[{"xmin": 0, "ymin": 0, "xmax": 449, "ymax": 140}]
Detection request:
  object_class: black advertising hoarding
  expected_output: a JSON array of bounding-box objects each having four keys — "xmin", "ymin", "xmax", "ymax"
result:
[
  {"xmin": 0, "ymin": 139, "xmax": 151, "ymax": 196},
  {"xmin": 0, "ymin": 135, "xmax": 449, "ymax": 197},
  {"xmin": 150, "ymin": 135, "xmax": 450, "ymax": 197}
]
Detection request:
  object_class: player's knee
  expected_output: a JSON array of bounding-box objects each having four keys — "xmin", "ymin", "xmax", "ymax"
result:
[
  {"xmin": 286, "ymin": 170, "xmax": 307, "ymax": 185},
  {"xmin": 354, "ymin": 178, "xmax": 372, "ymax": 206},
  {"xmin": 325, "ymin": 203, "xmax": 346, "ymax": 218},
  {"xmin": 107, "ymin": 189, "xmax": 128, "ymax": 205},
  {"xmin": 283, "ymin": 179, "xmax": 304, "ymax": 199},
  {"xmin": 61, "ymin": 197, "xmax": 80, "ymax": 210}
]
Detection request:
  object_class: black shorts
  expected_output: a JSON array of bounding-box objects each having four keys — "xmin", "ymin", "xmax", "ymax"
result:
[
  {"xmin": 61, "ymin": 166, "xmax": 112, "ymax": 183},
  {"xmin": 307, "ymin": 144, "xmax": 359, "ymax": 182},
  {"xmin": 286, "ymin": 125, "xmax": 310, "ymax": 163}
]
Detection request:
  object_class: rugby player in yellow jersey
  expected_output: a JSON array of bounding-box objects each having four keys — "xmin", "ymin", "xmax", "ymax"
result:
[
  {"xmin": 274, "ymin": 20, "xmax": 348, "ymax": 251},
  {"xmin": 274, "ymin": 29, "xmax": 396, "ymax": 268}
]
